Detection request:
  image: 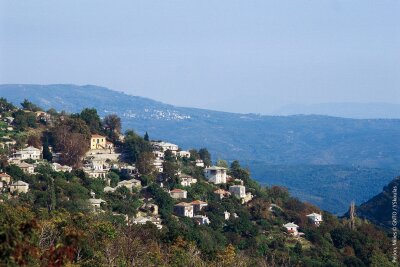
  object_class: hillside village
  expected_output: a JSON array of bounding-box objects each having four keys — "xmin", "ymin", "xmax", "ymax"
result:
[{"xmin": 0, "ymin": 98, "xmax": 396, "ymax": 266}]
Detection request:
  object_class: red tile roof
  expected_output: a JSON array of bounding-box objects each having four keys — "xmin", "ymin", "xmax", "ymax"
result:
[
  {"xmin": 91, "ymin": 134, "xmax": 105, "ymax": 138},
  {"xmin": 170, "ymin": 189, "xmax": 186, "ymax": 193},
  {"xmin": 190, "ymin": 200, "xmax": 207, "ymax": 205},
  {"xmin": 175, "ymin": 202, "xmax": 192, "ymax": 207},
  {"xmin": 214, "ymin": 189, "xmax": 230, "ymax": 194}
]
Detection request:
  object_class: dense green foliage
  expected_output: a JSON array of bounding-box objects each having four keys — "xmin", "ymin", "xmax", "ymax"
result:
[{"xmin": 122, "ymin": 130, "xmax": 153, "ymax": 163}]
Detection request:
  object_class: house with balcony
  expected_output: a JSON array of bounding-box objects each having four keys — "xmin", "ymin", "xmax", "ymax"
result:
[{"xmin": 14, "ymin": 146, "xmax": 41, "ymax": 160}]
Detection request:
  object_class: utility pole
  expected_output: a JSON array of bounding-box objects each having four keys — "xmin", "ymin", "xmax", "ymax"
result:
[{"xmin": 349, "ymin": 201, "xmax": 356, "ymax": 230}]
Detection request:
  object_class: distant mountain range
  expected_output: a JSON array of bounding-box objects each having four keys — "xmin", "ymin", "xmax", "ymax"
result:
[
  {"xmin": 275, "ymin": 102, "xmax": 400, "ymax": 119},
  {"xmin": 1, "ymin": 84, "xmax": 399, "ymax": 214}
]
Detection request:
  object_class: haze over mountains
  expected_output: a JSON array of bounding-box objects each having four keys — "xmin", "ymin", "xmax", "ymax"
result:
[{"xmin": 1, "ymin": 84, "xmax": 399, "ymax": 214}]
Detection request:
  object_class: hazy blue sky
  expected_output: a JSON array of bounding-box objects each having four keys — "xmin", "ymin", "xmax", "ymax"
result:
[{"xmin": 0, "ymin": 1, "xmax": 399, "ymax": 114}]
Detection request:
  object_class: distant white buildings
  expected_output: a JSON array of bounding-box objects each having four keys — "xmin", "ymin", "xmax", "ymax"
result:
[
  {"xmin": 14, "ymin": 146, "xmax": 41, "ymax": 160},
  {"xmin": 204, "ymin": 166, "xmax": 227, "ymax": 184},
  {"xmin": 151, "ymin": 141, "xmax": 179, "ymax": 152},
  {"xmin": 307, "ymin": 212, "xmax": 323, "ymax": 226},
  {"xmin": 10, "ymin": 180, "xmax": 29, "ymax": 194}
]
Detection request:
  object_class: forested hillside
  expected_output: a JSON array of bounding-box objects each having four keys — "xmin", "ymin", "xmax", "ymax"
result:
[
  {"xmin": 251, "ymin": 164, "xmax": 400, "ymax": 214},
  {"xmin": 1, "ymin": 84, "xmax": 400, "ymax": 214},
  {"xmin": 0, "ymin": 98, "xmax": 397, "ymax": 266},
  {"xmin": 356, "ymin": 177, "xmax": 400, "ymax": 229}
]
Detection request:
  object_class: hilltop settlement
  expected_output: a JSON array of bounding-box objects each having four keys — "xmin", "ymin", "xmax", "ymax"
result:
[{"xmin": 0, "ymin": 98, "xmax": 396, "ymax": 266}]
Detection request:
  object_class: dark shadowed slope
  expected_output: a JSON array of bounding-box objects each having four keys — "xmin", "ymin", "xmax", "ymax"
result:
[{"xmin": 356, "ymin": 176, "xmax": 400, "ymax": 229}]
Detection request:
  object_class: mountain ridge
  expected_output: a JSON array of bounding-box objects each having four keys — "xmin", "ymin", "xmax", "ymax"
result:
[{"xmin": 275, "ymin": 102, "xmax": 400, "ymax": 119}]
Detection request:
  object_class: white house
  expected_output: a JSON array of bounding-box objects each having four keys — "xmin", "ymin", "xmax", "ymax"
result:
[
  {"xmin": 174, "ymin": 202, "xmax": 194, "ymax": 218},
  {"xmin": 283, "ymin": 222, "xmax": 300, "ymax": 237},
  {"xmin": 51, "ymin": 163, "xmax": 72, "ymax": 172},
  {"xmin": 117, "ymin": 179, "xmax": 141, "ymax": 191},
  {"xmin": 204, "ymin": 166, "xmax": 227, "ymax": 184},
  {"xmin": 177, "ymin": 151, "xmax": 191, "ymax": 158},
  {"xmin": 306, "ymin": 212, "xmax": 323, "ymax": 226},
  {"xmin": 14, "ymin": 146, "xmax": 41, "ymax": 160},
  {"xmin": 132, "ymin": 216, "xmax": 162, "ymax": 229},
  {"xmin": 103, "ymin": 186, "xmax": 116, "ymax": 193},
  {"xmin": 151, "ymin": 141, "xmax": 179, "ymax": 152},
  {"xmin": 195, "ymin": 159, "xmax": 205, "ymax": 167},
  {"xmin": 224, "ymin": 211, "xmax": 231, "ymax": 220},
  {"xmin": 229, "ymin": 185, "xmax": 246, "ymax": 198},
  {"xmin": 229, "ymin": 185, "xmax": 253, "ymax": 204},
  {"xmin": 193, "ymin": 215, "xmax": 210, "ymax": 225},
  {"xmin": 153, "ymin": 159, "xmax": 164, "ymax": 173},
  {"xmin": 88, "ymin": 198, "xmax": 106, "ymax": 212},
  {"xmin": 84, "ymin": 169, "xmax": 108, "ymax": 179},
  {"xmin": 15, "ymin": 162, "xmax": 35, "ymax": 174},
  {"xmin": 179, "ymin": 174, "xmax": 197, "ymax": 187},
  {"xmin": 10, "ymin": 180, "xmax": 29, "ymax": 194},
  {"xmin": 170, "ymin": 189, "xmax": 187, "ymax": 199},
  {"xmin": 0, "ymin": 173, "xmax": 12, "ymax": 185}
]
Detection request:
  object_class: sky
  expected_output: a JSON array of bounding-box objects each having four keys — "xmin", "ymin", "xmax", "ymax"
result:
[{"xmin": 0, "ymin": 1, "xmax": 399, "ymax": 114}]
